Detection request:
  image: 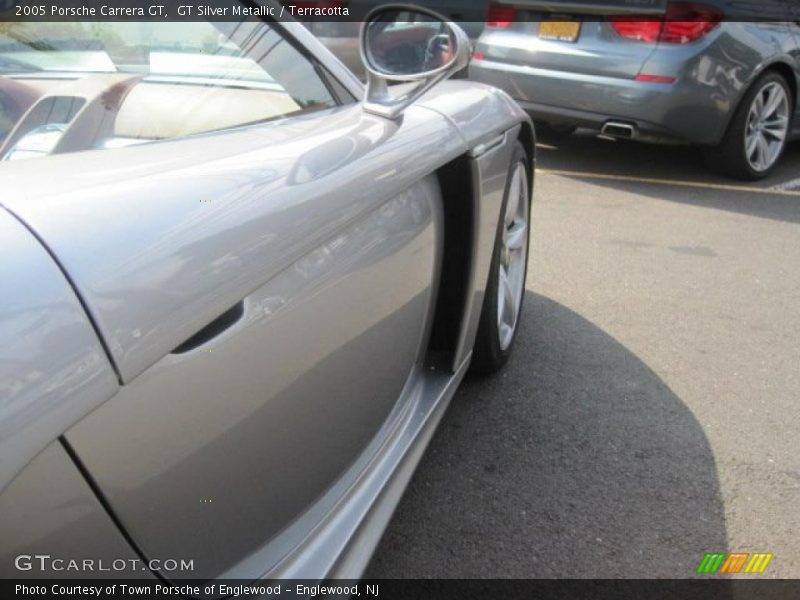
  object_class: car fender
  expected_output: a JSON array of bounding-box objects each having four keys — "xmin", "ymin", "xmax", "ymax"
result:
[
  {"xmin": 418, "ymin": 81, "xmax": 534, "ymax": 368},
  {"xmin": 715, "ymin": 23, "xmax": 800, "ymax": 144},
  {"xmin": 0, "ymin": 207, "xmax": 119, "ymax": 494}
]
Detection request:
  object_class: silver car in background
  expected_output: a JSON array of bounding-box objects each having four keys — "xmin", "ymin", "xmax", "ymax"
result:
[
  {"xmin": 0, "ymin": 4, "xmax": 534, "ymax": 582},
  {"xmin": 470, "ymin": 0, "xmax": 800, "ymax": 179}
]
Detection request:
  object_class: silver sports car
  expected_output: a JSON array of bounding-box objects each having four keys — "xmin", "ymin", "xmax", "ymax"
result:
[{"xmin": 0, "ymin": 3, "xmax": 534, "ymax": 582}]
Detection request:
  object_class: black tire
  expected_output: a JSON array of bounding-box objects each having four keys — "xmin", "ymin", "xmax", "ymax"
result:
[
  {"xmin": 704, "ymin": 71, "xmax": 793, "ymax": 180},
  {"xmin": 471, "ymin": 142, "xmax": 532, "ymax": 376}
]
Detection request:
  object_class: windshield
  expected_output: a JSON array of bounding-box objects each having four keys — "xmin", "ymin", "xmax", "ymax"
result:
[{"xmin": 0, "ymin": 20, "xmax": 339, "ymax": 159}]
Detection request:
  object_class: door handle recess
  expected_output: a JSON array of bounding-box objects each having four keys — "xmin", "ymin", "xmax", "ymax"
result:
[{"xmin": 171, "ymin": 302, "xmax": 244, "ymax": 354}]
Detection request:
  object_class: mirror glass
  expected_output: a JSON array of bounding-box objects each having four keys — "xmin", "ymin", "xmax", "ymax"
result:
[{"xmin": 365, "ymin": 11, "xmax": 456, "ymax": 77}]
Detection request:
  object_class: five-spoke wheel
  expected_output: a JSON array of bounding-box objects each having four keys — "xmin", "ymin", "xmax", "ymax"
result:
[
  {"xmin": 472, "ymin": 142, "xmax": 531, "ymax": 374},
  {"xmin": 497, "ymin": 161, "xmax": 529, "ymax": 352}
]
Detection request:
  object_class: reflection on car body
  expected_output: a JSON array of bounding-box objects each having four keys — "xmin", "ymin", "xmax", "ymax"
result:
[{"xmin": 0, "ymin": 2, "xmax": 535, "ymax": 583}]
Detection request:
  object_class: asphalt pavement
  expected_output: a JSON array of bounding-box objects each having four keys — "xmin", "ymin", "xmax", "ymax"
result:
[{"xmin": 366, "ymin": 132, "xmax": 800, "ymax": 578}]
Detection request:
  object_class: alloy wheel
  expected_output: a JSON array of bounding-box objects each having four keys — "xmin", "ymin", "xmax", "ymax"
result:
[
  {"xmin": 497, "ymin": 162, "xmax": 529, "ymax": 352},
  {"xmin": 745, "ymin": 81, "xmax": 790, "ymax": 173}
]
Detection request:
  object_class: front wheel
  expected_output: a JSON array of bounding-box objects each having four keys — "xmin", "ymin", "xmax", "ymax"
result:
[
  {"xmin": 705, "ymin": 72, "xmax": 792, "ymax": 180},
  {"xmin": 471, "ymin": 142, "xmax": 531, "ymax": 375}
]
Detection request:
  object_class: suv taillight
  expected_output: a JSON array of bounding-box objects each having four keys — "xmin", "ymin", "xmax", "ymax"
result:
[
  {"xmin": 486, "ymin": 2, "xmax": 517, "ymax": 28},
  {"xmin": 610, "ymin": 19, "xmax": 663, "ymax": 43},
  {"xmin": 661, "ymin": 2, "xmax": 723, "ymax": 43},
  {"xmin": 610, "ymin": 1, "xmax": 723, "ymax": 44}
]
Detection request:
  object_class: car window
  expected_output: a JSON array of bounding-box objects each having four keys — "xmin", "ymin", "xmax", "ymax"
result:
[{"xmin": 0, "ymin": 20, "xmax": 341, "ymax": 160}]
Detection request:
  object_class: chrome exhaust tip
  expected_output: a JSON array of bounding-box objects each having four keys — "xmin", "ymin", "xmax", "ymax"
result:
[{"xmin": 601, "ymin": 121, "xmax": 637, "ymax": 139}]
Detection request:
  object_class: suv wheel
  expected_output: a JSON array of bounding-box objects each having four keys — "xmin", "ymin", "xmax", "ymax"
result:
[{"xmin": 705, "ymin": 72, "xmax": 792, "ymax": 180}]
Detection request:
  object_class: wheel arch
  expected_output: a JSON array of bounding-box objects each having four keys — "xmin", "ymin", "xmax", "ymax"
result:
[
  {"xmin": 723, "ymin": 60, "xmax": 799, "ymax": 141},
  {"xmin": 424, "ymin": 121, "xmax": 531, "ymax": 373},
  {"xmin": 758, "ymin": 61, "xmax": 798, "ymax": 108},
  {"xmin": 517, "ymin": 120, "xmax": 537, "ymax": 176}
]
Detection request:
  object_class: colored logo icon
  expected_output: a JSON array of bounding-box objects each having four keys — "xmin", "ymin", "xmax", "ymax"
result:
[{"xmin": 696, "ymin": 552, "xmax": 773, "ymax": 574}]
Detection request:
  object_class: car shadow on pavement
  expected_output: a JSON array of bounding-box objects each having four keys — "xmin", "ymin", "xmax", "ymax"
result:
[
  {"xmin": 366, "ymin": 292, "xmax": 730, "ymax": 580},
  {"xmin": 538, "ymin": 132, "xmax": 712, "ymax": 182},
  {"xmin": 548, "ymin": 171, "xmax": 800, "ymax": 225},
  {"xmin": 537, "ymin": 131, "xmax": 800, "ymax": 208}
]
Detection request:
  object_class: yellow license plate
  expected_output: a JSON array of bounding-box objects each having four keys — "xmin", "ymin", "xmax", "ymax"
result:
[{"xmin": 539, "ymin": 21, "xmax": 582, "ymax": 42}]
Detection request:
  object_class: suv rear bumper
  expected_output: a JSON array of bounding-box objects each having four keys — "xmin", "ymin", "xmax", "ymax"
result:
[{"xmin": 469, "ymin": 57, "xmax": 730, "ymax": 146}]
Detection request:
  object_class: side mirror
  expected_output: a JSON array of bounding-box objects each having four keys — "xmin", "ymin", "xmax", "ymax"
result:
[{"xmin": 360, "ymin": 5, "xmax": 470, "ymax": 119}]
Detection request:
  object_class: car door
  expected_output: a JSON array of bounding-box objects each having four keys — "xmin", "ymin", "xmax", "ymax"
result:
[{"xmin": 0, "ymin": 18, "xmax": 460, "ymax": 581}]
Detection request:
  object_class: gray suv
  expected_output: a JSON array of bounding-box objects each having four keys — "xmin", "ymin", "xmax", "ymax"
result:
[{"xmin": 469, "ymin": 0, "xmax": 800, "ymax": 179}]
